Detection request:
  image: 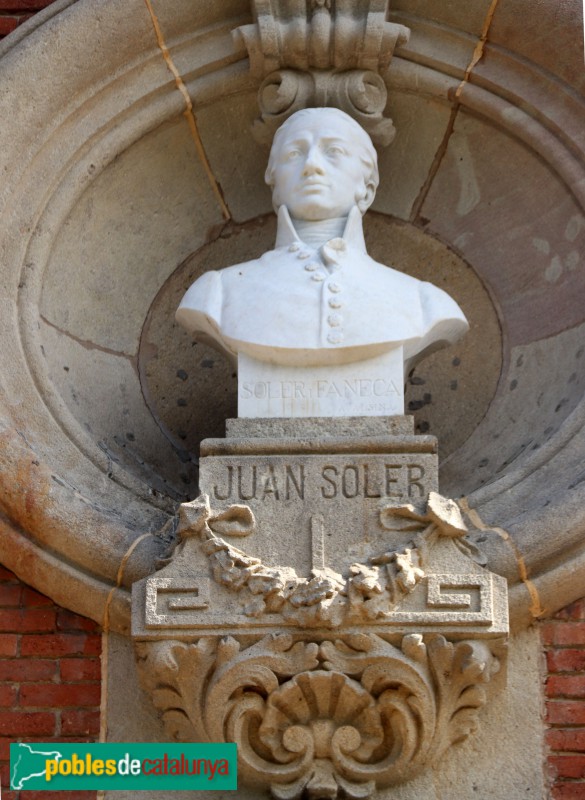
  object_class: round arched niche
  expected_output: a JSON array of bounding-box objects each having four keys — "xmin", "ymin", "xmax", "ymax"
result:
[{"xmin": 0, "ymin": 0, "xmax": 584, "ymax": 632}]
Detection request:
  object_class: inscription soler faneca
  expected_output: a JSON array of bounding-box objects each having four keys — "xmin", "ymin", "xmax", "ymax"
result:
[
  {"xmin": 211, "ymin": 459, "xmax": 428, "ymax": 502},
  {"xmin": 239, "ymin": 377, "xmax": 401, "ymax": 401}
]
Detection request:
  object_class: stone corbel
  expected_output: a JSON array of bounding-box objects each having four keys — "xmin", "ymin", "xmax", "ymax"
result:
[
  {"xmin": 233, "ymin": 0, "xmax": 410, "ymax": 145},
  {"xmin": 136, "ymin": 631, "xmax": 503, "ymax": 799}
]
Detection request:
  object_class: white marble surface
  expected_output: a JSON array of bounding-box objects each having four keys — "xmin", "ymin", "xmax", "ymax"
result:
[
  {"xmin": 176, "ymin": 108, "xmax": 468, "ymax": 417},
  {"xmin": 238, "ymin": 349, "xmax": 404, "ymax": 417}
]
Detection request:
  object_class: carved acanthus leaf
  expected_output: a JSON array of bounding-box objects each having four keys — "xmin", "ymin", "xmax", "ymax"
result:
[
  {"xmin": 234, "ymin": 0, "xmax": 409, "ymax": 78},
  {"xmin": 136, "ymin": 631, "xmax": 503, "ymax": 799}
]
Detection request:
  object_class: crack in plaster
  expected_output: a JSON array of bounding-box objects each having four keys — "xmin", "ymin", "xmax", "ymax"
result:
[
  {"xmin": 143, "ymin": 0, "xmax": 232, "ymax": 222},
  {"xmin": 410, "ymin": 0, "xmax": 501, "ymax": 224},
  {"xmin": 40, "ymin": 314, "xmax": 136, "ymax": 362},
  {"xmin": 458, "ymin": 496, "xmax": 546, "ymax": 619}
]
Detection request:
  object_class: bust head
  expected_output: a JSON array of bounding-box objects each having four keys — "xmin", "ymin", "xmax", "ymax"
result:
[{"xmin": 265, "ymin": 108, "xmax": 379, "ymax": 221}]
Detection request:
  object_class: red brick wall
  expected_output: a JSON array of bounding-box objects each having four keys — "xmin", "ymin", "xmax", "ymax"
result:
[
  {"xmin": 0, "ymin": 566, "xmax": 101, "ymax": 800},
  {"xmin": 0, "ymin": 0, "xmax": 56, "ymax": 37},
  {"xmin": 542, "ymin": 599, "xmax": 585, "ymax": 799}
]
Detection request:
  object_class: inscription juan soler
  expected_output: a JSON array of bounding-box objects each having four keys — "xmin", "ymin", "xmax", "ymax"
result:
[{"xmin": 211, "ymin": 459, "xmax": 428, "ymax": 502}]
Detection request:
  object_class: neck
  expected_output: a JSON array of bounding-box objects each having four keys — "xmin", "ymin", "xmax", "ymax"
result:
[{"xmin": 291, "ymin": 216, "xmax": 347, "ymax": 249}]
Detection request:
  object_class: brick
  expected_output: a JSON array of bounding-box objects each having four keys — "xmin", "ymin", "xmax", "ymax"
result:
[
  {"xmin": 555, "ymin": 600, "xmax": 585, "ymax": 621},
  {"xmin": 60, "ymin": 658, "xmax": 101, "ymax": 683},
  {"xmin": 0, "ymin": 658, "xmax": 56, "ymax": 682},
  {"xmin": 20, "ymin": 633, "xmax": 100, "ymax": 658},
  {"xmin": 21, "ymin": 607, "xmax": 58, "ymax": 632},
  {"xmin": 0, "ymin": 737, "xmax": 10, "ymax": 760},
  {"xmin": 20, "ymin": 682, "xmax": 101, "ymax": 708},
  {"xmin": 541, "ymin": 623, "xmax": 585, "ymax": 647},
  {"xmin": 0, "ymin": 1, "xmax": 56, "ymax": 9},
  {"xmin": 56, "ymin": 609, "xmax": 100, "ymax": 633},
  {"xmin": 0, "ymin": 686, "xmax": 17, "ymax": 707},
  {"xmin": 0, "ymin": 609, "xmax": 21, "ymax": 630},
  {"xmin": 549, "ymin": 755, "xmax": 585, "ymax": 779},
  {"xmin": 0, "ymin": 636, "xmax": 18, "ymax": 657},
  {"xmin": 0, "ymin": 735, "xmax": 95, "ymax": 760},
  {"xmin": 21, "ymin": 586, "xmax": 54, "ymax": 607},
  {"xmin": 0, "ymin": 585, "xmax": 21, "ymax": 606},
  {"xmin": 0, "ymin": 608, "xmax": 57, "ymax": 632},
  {"xmin": 548, "ymin": 649, "xmax": 585, "ymax": 673},
  {"xmin": 547, "ymin": 676, "xmax": 585, "ymax": 699},
  {"xmin": 0, "ymin": 710, "xmax": 55, "ymax": 735},
  {"xmin": 547, "ymin": 729, "xmax": 585, "ymax": 752},
  {"xmin": 548, "ymin": 701, "xmax": 585, "ymax": 726},
  {"xmin": 552, "ymin": 784, "xmax": 585, "ymax": 800},
  {"xmin": 61, "ymin": 709, "xmax": 100, "ymax": 736},
  {"xmin": 0, "ymin": 567, "xmax": 17, "ymax": 582},
  {"xmin": 0, "ymin": 16, "xmax": 20, "ymax": 35},
  {"xmin": 12, "ymin": 793, "xmax": 97, "ymax": 800}
]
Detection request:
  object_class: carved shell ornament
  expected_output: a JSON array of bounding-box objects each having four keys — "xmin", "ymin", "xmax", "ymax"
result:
[{"xmin": 136, "ymin": 632, "xmax": 501, "ymax": 799}]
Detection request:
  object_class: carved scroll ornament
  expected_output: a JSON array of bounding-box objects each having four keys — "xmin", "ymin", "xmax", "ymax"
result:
[
  {"xmin": 233, "ymin": 0, "xmax": 410, "ymax": 145},
  {"xmin": 136, "ymin": 631, "xmax": 502, "ymax": 799}
]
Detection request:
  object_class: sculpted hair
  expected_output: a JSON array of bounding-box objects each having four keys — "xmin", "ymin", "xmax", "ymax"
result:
[{"xmin": 265, "ymin": 107, "xmax": 379, "ymax": 208}]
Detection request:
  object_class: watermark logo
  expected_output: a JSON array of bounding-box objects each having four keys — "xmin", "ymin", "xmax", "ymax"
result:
[{"xmin": 10, "ymin": 742, "xmax": 236, "ymax": 791}]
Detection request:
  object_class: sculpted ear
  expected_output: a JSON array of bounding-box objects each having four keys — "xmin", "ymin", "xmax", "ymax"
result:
[{"xmin": 357, "ymin": 180, "xmax": 376, "ymax": 213}]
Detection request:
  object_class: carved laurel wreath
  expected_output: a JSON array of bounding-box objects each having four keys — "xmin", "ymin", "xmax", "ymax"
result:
[{"xmin": 171, "ymin": 491, "xmax": 485, "ymax": 627}]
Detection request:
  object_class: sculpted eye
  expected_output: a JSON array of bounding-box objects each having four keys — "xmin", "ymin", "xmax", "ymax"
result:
[
  {"xmin": 286, "ymin": 149, "xmax": 302, "ymax": 160},
  {"xmin": 326, "ymin": 145, "xmax": 346, "ymax": 156}
]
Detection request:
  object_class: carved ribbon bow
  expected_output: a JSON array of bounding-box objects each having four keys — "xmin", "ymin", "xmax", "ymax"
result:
[
  {"xmin": 178, "ymin": 494, "xmax": 255, "ymax": 539},
  {"xmin": 379, "ymin": 491, "xmax": 487, "ymax": 565}
]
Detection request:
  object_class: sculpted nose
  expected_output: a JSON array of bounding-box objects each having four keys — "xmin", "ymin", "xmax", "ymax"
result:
[{"xmin": 303, "ymin": 146, "xmax": 326, "ymax": 175}]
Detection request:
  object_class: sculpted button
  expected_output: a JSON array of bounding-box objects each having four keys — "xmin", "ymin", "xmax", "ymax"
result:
[
  {"xmin": 297, "ymin": 251, "xmax": 311, "ymax": 260},
  {"xmin": 327, "ymin": 332, "xmax": 344, "ymax": 344},
  {"xmin": 329, "ymin": 298, "xmax": 342, "ymax": 309},
  {"xmin": 288, "ymin": 243, "xmax": 301, "ymax": 252},
  {"xmin": 311, "ymin": 272, "xmax": 325, "ymax": 282},
  {"xmin": 304, "ymin": 263, "xmax": 319, "ymax": 272},
  {"xmin": 328, "ymin": 282, "xmax": 342, "ymax": 293},
  {"xmin": 327, "ymin": 313, "xmax": 343, "ymax": 327},
  {"xmin": 328, "ymin": 237, "xmax": 347, "ymax": 253}
]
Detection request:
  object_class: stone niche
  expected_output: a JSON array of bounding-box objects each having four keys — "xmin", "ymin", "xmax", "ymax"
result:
[{"xmin": 0, "ymin": 0, "xmax": 584, "ymax": 798}]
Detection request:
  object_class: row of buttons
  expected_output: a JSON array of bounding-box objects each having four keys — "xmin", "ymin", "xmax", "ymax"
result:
[
  {"xmin": 289, "ymin": 242, "xmax": 345, "ymax": 345},
  {"xmin": 327, "ymin": 280, "xmax": 343, "ymax": 342}
]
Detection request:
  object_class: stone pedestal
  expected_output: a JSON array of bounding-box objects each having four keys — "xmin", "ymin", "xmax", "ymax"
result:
[{"xmin": 133, "ymin": 417, "xmax": 508, "ymax": 799}]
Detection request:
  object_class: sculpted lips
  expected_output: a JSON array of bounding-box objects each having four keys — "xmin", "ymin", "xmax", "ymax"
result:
[{"xmin": 299, "ymin": 180, "xmax": 330, "ymax": 192}]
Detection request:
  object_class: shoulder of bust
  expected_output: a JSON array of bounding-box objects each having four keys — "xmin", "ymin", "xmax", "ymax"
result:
[{"xmin": 176, "ymin": 269, "xmax": 223, "ymax": 330}]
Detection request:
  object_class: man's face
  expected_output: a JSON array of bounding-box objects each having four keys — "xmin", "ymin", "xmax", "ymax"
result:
[{"xmin": 269, "ymin": 116, "xmax": 374, "ymax": 221}]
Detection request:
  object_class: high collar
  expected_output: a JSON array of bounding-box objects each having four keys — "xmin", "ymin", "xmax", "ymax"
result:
[{"xmin": 274, "ymin": 205, "xmax": 367, "ymax": 253}]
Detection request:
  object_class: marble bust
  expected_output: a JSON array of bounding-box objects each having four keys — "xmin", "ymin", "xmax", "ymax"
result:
[{"xmin": 176, "ymin": 108, "xmax": 468, "ymax": 417}]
